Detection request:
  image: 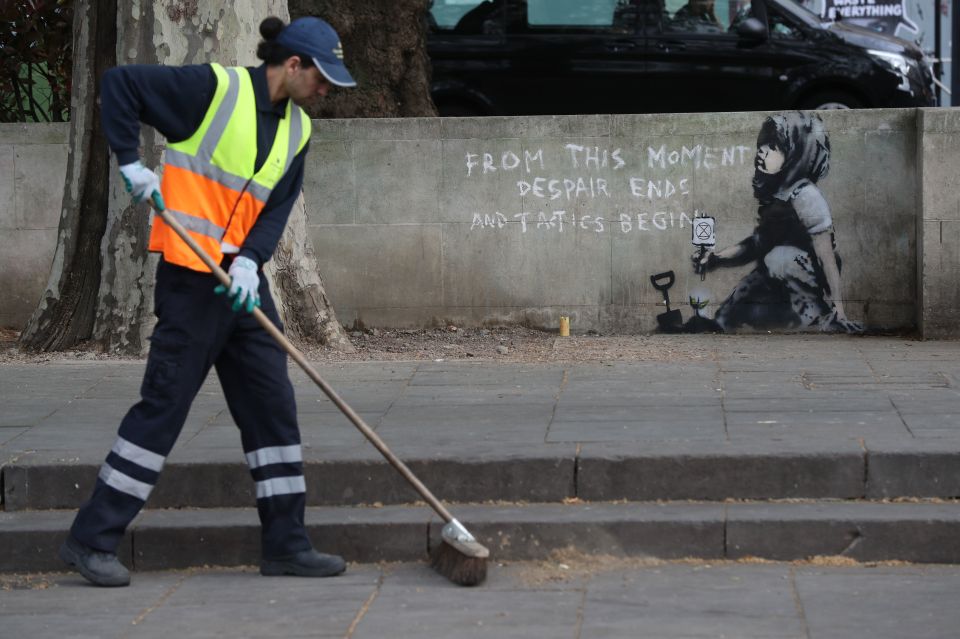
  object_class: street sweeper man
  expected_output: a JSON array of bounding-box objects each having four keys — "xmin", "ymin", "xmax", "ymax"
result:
[{"xmin": 59, "ymin": 16, "xmax": 356, "ymax": 587}]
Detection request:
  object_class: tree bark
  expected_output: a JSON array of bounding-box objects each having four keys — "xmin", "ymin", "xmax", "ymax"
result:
[
  {"xmin": 18, "ymin": 0, "xmax": 117, "ymax": 351},
  {"xmin": 290, "ymin": 0, "xmax": 437, "ymax": 118},
  {"xmin": 23, "ymin": 0, "xmax": 355, "ymax": 355},
  {"xmin": 263, "ymin": 195, "xmax": 355, "ymax": 351}
]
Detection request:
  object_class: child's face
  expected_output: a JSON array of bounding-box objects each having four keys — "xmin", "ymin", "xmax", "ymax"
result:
[{"xmin": 755, "ymin": 143, "xmax": 785, "ymax": 174}]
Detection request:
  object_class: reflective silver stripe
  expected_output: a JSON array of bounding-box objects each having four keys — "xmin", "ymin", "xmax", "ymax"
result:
[
  {"xmin": 99, "ymin": 463, "xmax": 153, "ymax": 501},
  {"xmin": 247, "ymin": 181, "xmax": 272, "ymax": 203},
  {"xmin": 221, "ymin": 242, "xmax": 240, "ymax": 254},
  {"xmin": 255, "ymin": 475, "xmax": 306, "ymax": 499},
  {"xmin": 198, "ymin": 66, "xmax": 241, "ymax": 160},
  {"xmin": 165, "ymin": 149, "xmax": 252, "ymax": 194},
  {"xmin": 111, "ymin": 437, "xmax": 165, "ymax": 473},
  {"xmin": 284, "ymin": 105, "xmax": 304, "ymax": 175},
  {"xmin": 166, "ymin": 147, "xmax": 273, "ymax": 205},
  {"xmin": 245, "ymin": 445, "xmax": 303, "ymax": 469},
  {"xmin": 166, "ymin": 208, "xmax": 225, "ymax": 240}
]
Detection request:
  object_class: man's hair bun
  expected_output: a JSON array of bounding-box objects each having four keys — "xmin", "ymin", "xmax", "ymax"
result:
[{"xmin": 259, "ymin": 16, "xmax": 285, "ymax": 40}]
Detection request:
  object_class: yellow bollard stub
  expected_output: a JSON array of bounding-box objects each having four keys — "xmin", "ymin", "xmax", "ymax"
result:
[{"xmin": 559, "ymin": 316, "xmax": 570, "ymax": 337}]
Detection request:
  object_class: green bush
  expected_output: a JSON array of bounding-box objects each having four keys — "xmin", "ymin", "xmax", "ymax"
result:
[{"xmin": 1, "ymin": 0, "xmax": 73, "ymax": 122}]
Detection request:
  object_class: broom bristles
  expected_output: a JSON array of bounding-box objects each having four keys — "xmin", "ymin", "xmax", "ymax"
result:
[{"xmin": 430, "ymin": 538, "xmax": 489, "ymax": 586}]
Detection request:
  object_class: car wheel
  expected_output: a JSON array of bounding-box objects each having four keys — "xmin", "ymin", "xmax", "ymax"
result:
[{"xmin": 797, "ymin": 92, "xmax": 864, "ymax": 110}]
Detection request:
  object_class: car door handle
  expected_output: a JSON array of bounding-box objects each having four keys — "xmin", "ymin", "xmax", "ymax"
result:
[
  {"xmin": 605, "ymin": 40, "xmax": 638, "ymax": 53},
  {"xmin": 656, "ymin": 40, "xmax": 687, "ymax": 52}
]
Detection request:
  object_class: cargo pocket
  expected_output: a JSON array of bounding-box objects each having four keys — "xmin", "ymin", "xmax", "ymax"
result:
[{"xmin": 141, "ymin": 332, "xmax": 188, "ymax": 402}]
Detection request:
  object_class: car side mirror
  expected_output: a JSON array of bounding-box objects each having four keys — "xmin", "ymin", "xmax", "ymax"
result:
[{"xmin": 737, "ymin": 17, "xmax": 768, "ymax": 42}]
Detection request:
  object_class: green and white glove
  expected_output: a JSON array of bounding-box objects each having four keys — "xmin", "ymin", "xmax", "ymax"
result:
[
  {"xmin": 119, "ymin": 160, "xmax": 164, "ymax": 209},
  {"xmin": 214, "ymin": 255, "xmax": 261, "ymax": 313}
]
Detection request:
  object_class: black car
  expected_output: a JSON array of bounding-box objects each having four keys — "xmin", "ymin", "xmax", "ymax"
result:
[{"xmin": 427, "ymin": 0, "xmax": 936, "ymax": 116}]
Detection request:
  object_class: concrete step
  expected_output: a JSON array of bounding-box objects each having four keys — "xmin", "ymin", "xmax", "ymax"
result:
[
  {"xmin": 5, "ymin": 444, "xmax": 960, "ymax": 511},
  {"xmin": 4, "ymin": 500, "xmax": 960, "ymax": 574}
]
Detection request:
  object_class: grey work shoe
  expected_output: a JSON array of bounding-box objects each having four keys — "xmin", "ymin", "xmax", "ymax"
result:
[
  {"xmin": 260, "ymin": 549, "xmax": 346, "ymax": 577},
  {"xmin": 58, "ymin": 536, "xmax": 131, "ymax": 587}
]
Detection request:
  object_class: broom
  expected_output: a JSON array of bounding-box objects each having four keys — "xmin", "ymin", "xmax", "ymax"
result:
[{"xmin": 152, "ymin": 201, "xmax": 490, "ymax": 586}]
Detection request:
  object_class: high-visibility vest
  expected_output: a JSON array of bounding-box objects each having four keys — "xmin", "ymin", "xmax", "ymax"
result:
[{"xmin": 150, "ymin": 63, "xmax": 311, "ymax": 272}]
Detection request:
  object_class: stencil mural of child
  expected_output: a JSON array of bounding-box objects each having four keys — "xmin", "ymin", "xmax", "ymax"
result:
[{"xmin": 694, "ymin": 111, "xmax": 862, "ymax": 333}]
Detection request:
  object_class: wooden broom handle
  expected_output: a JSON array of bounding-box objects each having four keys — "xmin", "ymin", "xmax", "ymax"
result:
[{"xmin": 155, "ymin": 207, "xmax": 455, "ymax": 523}]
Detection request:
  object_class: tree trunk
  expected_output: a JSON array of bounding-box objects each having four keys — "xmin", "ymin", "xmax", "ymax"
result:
[
  {"xmin": 18, "ymin": 0, "xmax": 117, "ymax": 352},
  {"xmin": 22, "ymin": 0, "xmax": 354, "ymax": 355},
  {"xmin": 263, "ymin": 195, "xmax": 355, "ymax": 351},
  {"xmin": 290, "ymin": 0, "xmax": 437, "ymax": 118}
]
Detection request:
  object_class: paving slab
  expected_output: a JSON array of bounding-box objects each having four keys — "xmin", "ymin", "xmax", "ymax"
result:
[
  {"xmin": 548, "ymin": 405, "xmax": 725, "ymax": 443},
  {"xmin": 350, "ymin": 571, "xmax": 582, "ymax": 638},
  {"xmin": 6, "ymin": 561, "xmax": 960, "ymax": 639},
  {"xmin": 722, "ymin": 393, "xmax": 898, "ymax": 412},
  {"xmin": 579, "ymin": 564, "xmax": 806, "ymax": 638},
  {"xmin": 291, "ymin": 381, "xmax": 409, "ymax": 413},
  {"xmin": 129, "ymin": 569, "xmax": 378, "ymax": 638},
  {"xmin": 392, "ymin": 383, "xmax": 560, "ymax": 407},
  {"xmin": 376, "ymin": 402, "xmax": 555, "ymax": 444},
  {"xmin": 796, "ymin": 567, "xmax": 960, "ymax": 639},
  {"xmin": 725, "ymin": 411, "xmax": 911, "ymax": 441},
  {"xmin": 0, "ymin": 402, "xmax": 59, "ymax": 428},
  {"xmin": 409, "ymin": 363, "xmax": 564, "ymax": 387}
]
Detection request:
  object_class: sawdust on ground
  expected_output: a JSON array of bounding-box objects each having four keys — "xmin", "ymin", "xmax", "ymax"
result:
[{"xmin": 509, "ymin": 548, "xmax": 917, "ymax": 587}]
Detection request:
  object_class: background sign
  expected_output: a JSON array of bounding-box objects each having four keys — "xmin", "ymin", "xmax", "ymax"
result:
[{"xmin": 820, "ymin": 0, "xmax": 919, "ymax": 39}]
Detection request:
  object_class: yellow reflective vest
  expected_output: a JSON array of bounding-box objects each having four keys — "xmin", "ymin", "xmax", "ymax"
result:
[{"xmin": 150, "ymin": 63, "xmax": 311, "ymax": 272}]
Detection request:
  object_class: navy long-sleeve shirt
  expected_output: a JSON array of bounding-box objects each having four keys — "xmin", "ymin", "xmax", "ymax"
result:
[{"xmin": 100, "ymin": 63, "xmax": 309, "ymax": 268}]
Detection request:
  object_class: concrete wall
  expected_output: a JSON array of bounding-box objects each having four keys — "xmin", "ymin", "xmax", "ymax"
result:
[
  {"xmin": 303, "ymin": 110, "xmax": 918, "ymax": 333},
  {"xmin": 918, "ymin": 108, "xmax": 960, "ymax": 338},
  {"xmin": 0, "ymin": 123, "xmax": 69, "ymax": 329},
  {"xmin": 0, "ymin": 110, "xmax": 953, "ymax": 335}
]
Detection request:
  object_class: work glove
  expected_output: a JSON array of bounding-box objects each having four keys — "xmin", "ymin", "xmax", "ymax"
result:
[
  {"xmin": 119, "ymin": 160, "xmax": 165, "ymax": 209},
  {"xmin": 214, "ymin": 255, "xmax": 261, "ymax": 313}
]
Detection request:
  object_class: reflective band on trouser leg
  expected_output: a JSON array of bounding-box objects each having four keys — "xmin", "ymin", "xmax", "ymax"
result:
[
  {"xmin": 97, "ymin": 435, "xmax": 167, "ymax": 501},
  {"xmin": 245, "ymin": 444, "xmax": 303, "ymax": 469},
  {"xmin": 111, "ymin": 436, "xmax": 166, "ymax": 472},
  {"xmin": 255, "ymin": 475, "xmax": 306, "ymax": 499},
  {"xmin": 98, "ymin": 463, "xmax": 154, "ymax": 501}
]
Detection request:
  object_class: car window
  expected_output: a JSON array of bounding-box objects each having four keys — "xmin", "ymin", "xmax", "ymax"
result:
[
  {"xmin": 429, "ymin": 0, "xmax": 504, "ymax": 34},
  {"xmin": 662, "ymin": 0, "xmax": 731, "ymax": 34},
  {"xmin": 768, "ymin": 9, "xmax": 802, "ymax": 38},
  {"xmin": 507, "ymin": 0, "xmax": 637, "ymax": 34},
  {"xmin": 727, "ymin": 1, "xmax": 803, "ymax": 38}
]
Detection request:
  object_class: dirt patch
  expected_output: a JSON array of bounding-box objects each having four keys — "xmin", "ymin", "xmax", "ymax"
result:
[
  {"xmin": 305, "ymin": 326, "xmax": 716, "ymax": 364},
  {"xmin": 1, "ymin": 325, "xmax": 719, "ymax": 364},
  {"xmin": 0, "ymin": 573, "xmax": 57, "ymax": 591},
  {"xmin": 509, "ymin": 548, "xmax": 920, "ymax": 586},
  {"xmin": 0, "ymin": 328, "xmax": 124, "ymax": 364}
]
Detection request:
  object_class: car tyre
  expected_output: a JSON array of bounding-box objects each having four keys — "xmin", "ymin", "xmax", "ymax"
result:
[{"xmin": 796, "ymin": 91, "xmax": 864, "ymax": 110}]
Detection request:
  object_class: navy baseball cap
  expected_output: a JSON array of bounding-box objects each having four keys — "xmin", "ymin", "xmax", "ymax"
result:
[{"xmin": 277, "ymin": 16, "xmax": 356, "ymax": 88}]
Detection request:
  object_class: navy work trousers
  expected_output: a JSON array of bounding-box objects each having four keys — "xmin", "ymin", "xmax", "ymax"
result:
[{"xmin": 70, "ymin": 259, "xmax": 311, "ymax": 558}]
